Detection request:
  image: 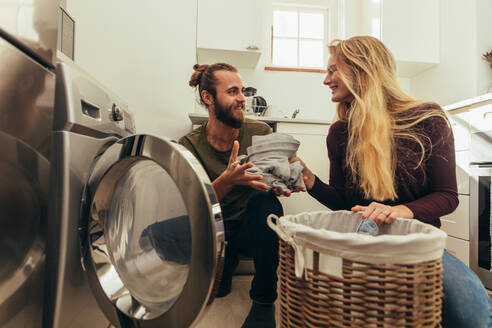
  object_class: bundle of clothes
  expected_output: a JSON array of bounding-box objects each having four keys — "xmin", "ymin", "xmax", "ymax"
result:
[{"xmin": 237, "ymin": 133, "xmax": 305, "ymax": 195}]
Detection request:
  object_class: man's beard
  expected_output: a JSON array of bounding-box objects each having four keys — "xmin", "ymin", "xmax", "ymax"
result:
[{"xmin": 214, "ymin": 99, "xmax": 244, "ymax": 129}]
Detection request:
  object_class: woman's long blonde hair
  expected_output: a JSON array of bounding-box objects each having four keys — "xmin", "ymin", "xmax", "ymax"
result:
[{"xmin": 329, "ymin": 36, "xmax": 447, "ymax": 201}]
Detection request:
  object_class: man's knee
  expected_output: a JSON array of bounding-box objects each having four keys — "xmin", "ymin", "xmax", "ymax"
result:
[{"xmin": 246, "ymin": 191, "xmax": 283, "ymax": 217}]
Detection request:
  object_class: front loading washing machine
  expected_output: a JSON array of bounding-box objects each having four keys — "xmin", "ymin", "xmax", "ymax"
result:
[{"xmin": 44, "ymin": 61, "xmax": 225, "ymax": 328}]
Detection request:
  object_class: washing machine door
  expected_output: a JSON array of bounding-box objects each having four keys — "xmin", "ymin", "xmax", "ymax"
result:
[{"xmin": 81, "ymin": 134, "xmax": 224, "ymax": 328}]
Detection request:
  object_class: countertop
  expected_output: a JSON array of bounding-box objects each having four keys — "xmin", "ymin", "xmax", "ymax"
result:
[
  {"xmin": 443, "ymin": 93, "xmax": 492, "ymax": 113},
  {"xmin": 188, "ymin": 112, "xmax": 332, "ymax": 126}
]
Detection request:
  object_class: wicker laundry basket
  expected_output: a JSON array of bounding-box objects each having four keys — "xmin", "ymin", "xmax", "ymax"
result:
[{"xmin": 267, "ymin": 211, "xmax": 447, "ymax": 328}]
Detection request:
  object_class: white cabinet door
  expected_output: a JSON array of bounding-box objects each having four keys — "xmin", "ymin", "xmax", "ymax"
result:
[
  {"xmin": 445, "ymin": 236, "xmax": 470, "ymax": 267},
  {"xmin": 441, "ymin": 195, "xmax": 470, "ymax": 241},
  {"xmin": 381, "ymin": 0, "xmax": 439, "ymax": 65},
  {"xmin": 276, "ymin": 123, "xmax": 331, "ymax": 215},
  {"xmin": 197, "ymin": 0, "xmax": 263, "ymax": 52},
  {"xmin": 358, "ymin": 0, "xmax": 440, "ymax": 77},
  {"xmin": 448, "ymin": 111, "xmax": 471, "ymax": 152}
]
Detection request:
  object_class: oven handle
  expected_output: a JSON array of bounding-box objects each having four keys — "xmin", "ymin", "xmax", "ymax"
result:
[{"xmin": 470, "ymin": 162, "xmax": 492, "ymax": 168}]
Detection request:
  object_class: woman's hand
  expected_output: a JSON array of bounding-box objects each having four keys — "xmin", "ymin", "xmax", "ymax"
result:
[
  {"xmin": 351, "ymin": 202, "xmax": 414, "ymax": 225},
  {"xmin": 271, "ymin": 184, "xmax": 305, "ymax": 197},
  {"xmin": 289, "ymin": 157, "xmax": 315, "ymax": 190},
  {"xmin": 213, "ymin": 141, "xmax": 268, "ymax": 200}
]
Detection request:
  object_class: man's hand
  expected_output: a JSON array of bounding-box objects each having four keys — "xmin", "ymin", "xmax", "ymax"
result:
[
  {"xmin": 351, "ymin": 202, "xmax": 414, "ymax": 225},
  {"xmin": 289, "ymin": 157, "xmax": 315, "ymax": 190},
  {"xmin": 271, "ymin": 184, "xmax": 305, "ymax": 197},
  {"xmin": 269, "ymin": 156, "xmax": 307, "ymax": 197},
  {"xmin": 212, "ymin": 141, "xmax": 268, "ymax": 200}
]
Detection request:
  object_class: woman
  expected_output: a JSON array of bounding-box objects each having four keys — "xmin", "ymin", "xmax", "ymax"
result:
[{"xmin": 296, "ymin": 36, "xmax": 492, "ymax": 328}]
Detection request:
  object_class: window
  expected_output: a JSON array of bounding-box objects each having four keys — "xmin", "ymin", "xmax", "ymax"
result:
[{"xmin": 271, "ymin": 5, "xmax": 328, "ymax": 70}]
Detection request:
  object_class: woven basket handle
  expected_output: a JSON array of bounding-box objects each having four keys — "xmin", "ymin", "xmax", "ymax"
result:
[{"xmin": 267, "ymin": 214, "xmax": 291, "ymax": 241}]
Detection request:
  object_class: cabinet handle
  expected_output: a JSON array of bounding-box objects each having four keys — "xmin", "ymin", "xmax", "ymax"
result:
[
  {"xmin": 483, "ymin": 111, "xmax": 492, "ymax": 120},
  {"xmin": 246, "ymin": 45, "xmax": 259, "ymax": 51}
]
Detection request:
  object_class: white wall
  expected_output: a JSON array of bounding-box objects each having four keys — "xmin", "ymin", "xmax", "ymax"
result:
[
  {"xmin": 476, "ymin": 0, "xmax": 492, "ymax": 94},
  {"xmin": 66, "ymin": 1, "xmax": 197, "ymax": 139},
  {"xmin": 342, "ymin": 0, "xmax": 359, "ymax": 39}
]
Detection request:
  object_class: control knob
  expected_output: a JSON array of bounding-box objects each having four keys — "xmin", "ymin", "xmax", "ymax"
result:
[{"xmin": 111, "ymin": 104, "xmax": 123, "ymax": 121}]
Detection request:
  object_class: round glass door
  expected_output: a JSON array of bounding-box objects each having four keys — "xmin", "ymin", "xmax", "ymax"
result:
[
  {"xmin": 83, "ymin": 135, "xmax": 224, "ymax": 327},
  {"xmin": 105, "ymin": 159, "xmax": 191, "ymax": 315}
]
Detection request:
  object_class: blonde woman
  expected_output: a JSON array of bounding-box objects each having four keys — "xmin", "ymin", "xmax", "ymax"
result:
[{"xmin": 295, "ymin": 36, "xmax": 492, "ymax": 327}]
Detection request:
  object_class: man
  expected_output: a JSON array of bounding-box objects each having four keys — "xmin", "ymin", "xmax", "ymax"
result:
[{"xmin": 179, "ymin": 63, "xmax": 294, "ymax": 328}]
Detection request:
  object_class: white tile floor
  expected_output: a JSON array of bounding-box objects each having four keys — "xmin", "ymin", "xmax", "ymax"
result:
[
  {"xmin": 195, "ymin": 275, "xmax": 280, "ymax": 328},
  {"xmin": 109, "ymin": 275, "xmax": 279, "ymax": 328}
]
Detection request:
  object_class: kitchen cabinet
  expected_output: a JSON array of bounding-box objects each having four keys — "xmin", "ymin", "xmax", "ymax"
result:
[
  {"xmin": 440, "ymin": 96, "xmax": 492, "ymax": 267},
  {"xmin": 455, "ymin": 150, "xmax": 470, "ymax": 195},
  {"xmin": 447, "ymin": 110, "xmax": 472, "ymax": 194},
  {"xmin": 441, "ymin": 195, "xmax": 470, "ymax": 241},
  {"xmin": 448, "ymin": 112, "xmax": 472, "ymax": 152},
  {"xmin": 440, "ymin": 109, "xmax": 472, "ymax": 266},
  {"xmin": 445, "ymin": 235, "xmax": 470, "ymax": 267},
  {"xmin": 196, "ymin": 0, "xmax": 263, "ymax": 68},
  {"xmin": 275, "ymin": 122, "xmax": 331, "ymax": 215},
  {"xmin": 359, "ymin": 0, "xmax": 440, "ymax": 77}
]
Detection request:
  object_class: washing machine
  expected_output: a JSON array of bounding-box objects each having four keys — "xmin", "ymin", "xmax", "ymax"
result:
[
  {"xmin": 0, "ymin": 0, "xmax": 57, "ymax": 326},
  {"xmin": 43, "ymin": 60, "xmax": 225, "ymax": 328}
]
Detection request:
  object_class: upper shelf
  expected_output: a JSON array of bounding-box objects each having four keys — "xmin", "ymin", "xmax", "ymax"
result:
[{"xmin": 196, "ymin": 48, "xmax": 262, "ymax": 69}]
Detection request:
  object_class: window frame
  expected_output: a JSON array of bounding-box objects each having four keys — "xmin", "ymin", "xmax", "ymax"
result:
[{"xmin": 268, "ymin": 4, "xmax": 330, "ymax": 72}]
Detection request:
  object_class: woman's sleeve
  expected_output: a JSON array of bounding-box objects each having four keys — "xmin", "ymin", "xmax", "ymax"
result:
[
  {"xmin": 404, "ymin": 115, "xmax": 459, "ymax": 223},
  {"xmin": 308, "ymin": 122, "xmax": 348, "ymax": 210}
]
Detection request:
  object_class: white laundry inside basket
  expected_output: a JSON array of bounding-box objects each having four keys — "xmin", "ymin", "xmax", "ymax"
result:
[{"xmin": 268, "ymin": 210, "xmax": 447, "ymax": 279}]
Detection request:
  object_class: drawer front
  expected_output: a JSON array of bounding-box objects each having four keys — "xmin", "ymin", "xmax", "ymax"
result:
[
  {"xmin": 455, "ymin": 150, "xmax": 470, "ymax": 195},
  {"xmin": 276, "ymin": 122, "xmax": 330, "ymax": 135},
  {"xmin": 448, "ymin": 113, "xmax": 471, "ymax": 151},
  {"xmin": 467, "ymin": 104, "xmax": 492, "ymax": 133},
  {"xmin": 441, "ymin": 195, "xmax": 469, "ymax": 240},
  {"xmin": 445, "ymin": 236, "xmax": 470, "ymax": 267}
]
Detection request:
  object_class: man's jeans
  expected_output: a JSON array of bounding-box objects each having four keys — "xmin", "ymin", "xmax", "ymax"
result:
[
  {"xmin": 442, "ymin": 250, "xmax": 492, "ymax": 328},
  {"xmin": 222, "ymin": 191, "xmax": 283, "ymax": 304}
]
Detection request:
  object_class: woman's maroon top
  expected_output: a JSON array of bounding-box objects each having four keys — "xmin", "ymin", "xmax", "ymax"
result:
[{"xmin": 308, "ymin": 103, "xmax": 459, "ymax": 227}]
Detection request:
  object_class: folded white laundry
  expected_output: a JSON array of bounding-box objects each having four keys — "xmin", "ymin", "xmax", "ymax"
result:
[{"xmin": 243, "ymin": 133, "xmax": 305, "ymax": 194}]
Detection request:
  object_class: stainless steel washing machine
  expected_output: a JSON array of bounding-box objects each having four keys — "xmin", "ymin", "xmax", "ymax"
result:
[
  {"xmin": 44, "ymin": 61, "xmax": 225, "ymax": 328},
  {"xmin": 1, "ymin": 0, "xmax": 58, "ymax": 326}
]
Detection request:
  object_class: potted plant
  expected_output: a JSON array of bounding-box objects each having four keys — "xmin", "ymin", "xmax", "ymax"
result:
[{"xmin": 483, "ymin": 50, "xmax": 492, "ymax": 69}]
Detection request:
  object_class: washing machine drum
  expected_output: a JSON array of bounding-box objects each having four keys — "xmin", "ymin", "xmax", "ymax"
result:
[{"xmin": 82, "ymin": 135, "xmax": 224, "ymax": 328}]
